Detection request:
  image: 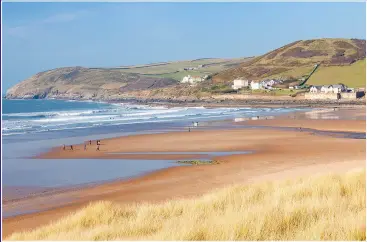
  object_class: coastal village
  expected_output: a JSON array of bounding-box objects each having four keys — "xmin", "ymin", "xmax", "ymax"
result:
[
  {"xmin": 228, "ymin": 78, "xmax": 365, "ymax": 100},
  {"xmin": 179, "ymin": 62, "xmax": 365, "ymax": 100},
  {"xmin": 230, "ymin": 78, "xmax": 357, "ymax": 93}
]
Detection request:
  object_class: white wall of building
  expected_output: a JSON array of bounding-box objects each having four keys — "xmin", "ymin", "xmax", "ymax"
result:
[
  {"xmin": 309, "ymin": 86, "xmax": 318, "ymax": 93},
  {"xmin": 232, "ymin": 79, "xmax": 248, "ymax": 90},
  {"xmin": 320, "ymin": 86, "xmax": 332, "ymax": 93},
  {"xmin": 250, "ymin": 81, "xmax": 261, "ymax": 90},
  {"xmin": 181, "ymin": 75, "xmax": 204, "ymax": 85}
]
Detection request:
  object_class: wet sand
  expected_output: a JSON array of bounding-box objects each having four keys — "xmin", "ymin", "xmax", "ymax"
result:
[
  {"xmin": 240, "ymin": 108, "xmax": 366, "ymax": 133},
  {"xmin": 243, "ymin": 118, "xmax": 365, "ymax": 133},
  {"xmin": 2, "ymin": 107, "xmax": 366, "ymax": 238}
]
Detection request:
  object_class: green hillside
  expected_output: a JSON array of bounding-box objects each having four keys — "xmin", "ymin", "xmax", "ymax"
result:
[
  {"xmin": 307, "ymin": 59, "xmax": 366, "ymax": 88},
  {"xmin": 5, "ymin": 57, "xmax": 251, "ymax": 100},
  {"xmin": 213, "ymin": 38, "xmax": 366, "ymax": 84},
  {"xmin": 116, "ymin": 57, "xmax": 252, "ymax": 81}
]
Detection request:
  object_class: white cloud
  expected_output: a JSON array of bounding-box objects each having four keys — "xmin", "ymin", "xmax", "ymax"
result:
[
  {"xmin": 5, "ymin": 10, "xmax": 90, "ymax": 39},
  {"xmin": 42, "ymin": 13, "xmax": 77, "ymax": 24}
]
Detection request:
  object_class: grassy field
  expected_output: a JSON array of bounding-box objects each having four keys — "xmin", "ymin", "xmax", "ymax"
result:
[
  {"xmin": 213, "ymin": 38, "xmax": 365, "ymax": 84},
  {"xmin": 146, "ymin": 70, "xmax": 212, "ymax": 81},
  {"xmin": 307, "ymin": 59, "xmax": 366, "ymax": 88},
  {"xmin": 7, "ymin": 169, "xmax": 365, "ymax": 241},
  {"xmin": 117, "ymin": 57, "xmax": 250, "ymax": 81},
  {"xmin": 267, "ymin": 66, "xmax": 315, "ymax": 80},
  {"xmin": 264, "ymin": 59, "xmax": 366, "ymax": 89}
]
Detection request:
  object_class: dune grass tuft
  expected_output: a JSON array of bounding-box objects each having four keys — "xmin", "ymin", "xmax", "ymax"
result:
[{"xmin": 7, "ymin": 169, "xmax": 366, "ymax": 241}]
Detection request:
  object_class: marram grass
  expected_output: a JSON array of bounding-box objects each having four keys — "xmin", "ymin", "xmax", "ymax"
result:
[{"xmin": 7, "ymin": 169, "xmax": 366, "ymax": 240}]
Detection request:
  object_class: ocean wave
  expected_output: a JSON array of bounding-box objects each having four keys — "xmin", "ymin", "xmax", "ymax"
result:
[
  {"xmin": 3, "ymin": 110, "xmax": 95, "ymax": 118},
  {"xmin": 2, "ymin": 103, "xmax": 305, "ymax": 137}
]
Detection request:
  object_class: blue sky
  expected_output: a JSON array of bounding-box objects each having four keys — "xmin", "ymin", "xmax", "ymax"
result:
[{"xmin": 2, "ymin": 2, "xmax": 366, "ymax": 92}]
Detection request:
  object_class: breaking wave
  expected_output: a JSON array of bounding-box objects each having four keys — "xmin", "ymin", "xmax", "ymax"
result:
[{"xmin": 2, "ymin": 100, "xmax": 302, "ymax": 136}]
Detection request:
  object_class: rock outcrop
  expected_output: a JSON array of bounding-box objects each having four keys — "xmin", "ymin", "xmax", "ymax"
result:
[{"xmin": 5, "ymin": 67, "xmax": 177, "ymax": 100}]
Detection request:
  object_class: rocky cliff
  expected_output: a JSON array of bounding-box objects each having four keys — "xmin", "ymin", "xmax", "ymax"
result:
[{"xmin": 5, "ymin": 67, "xmax": 178, "ymax": 100}]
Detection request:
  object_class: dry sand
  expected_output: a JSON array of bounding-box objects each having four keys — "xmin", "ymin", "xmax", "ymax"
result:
[{"xmin": 2, "ymin": 107, "xmax": 366, "ymax": 238}]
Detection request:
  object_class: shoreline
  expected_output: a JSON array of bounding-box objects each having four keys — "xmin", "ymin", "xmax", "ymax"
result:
[
  {"xmin": 2, "ymin": 107, "xmax": 366, "ymax": 238},
  {"xmin": 4, "ymin": 96, "xmax": 366, "ymax": 109}
]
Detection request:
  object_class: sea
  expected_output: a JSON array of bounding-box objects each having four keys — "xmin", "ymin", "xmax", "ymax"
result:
[{"xmin": 2, "ymin": 99, "xmax": 305, "ymax": 204}]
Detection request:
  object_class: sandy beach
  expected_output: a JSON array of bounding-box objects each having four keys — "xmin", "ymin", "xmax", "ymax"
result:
[{"xmin": 2, "ymin": 107, "xmax": 366, "ymax": 238}]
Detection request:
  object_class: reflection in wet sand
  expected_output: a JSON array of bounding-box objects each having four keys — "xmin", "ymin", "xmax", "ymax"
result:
[{"xmin": 234, "ymin": 116, "xmax": 275, "ymax": 122}]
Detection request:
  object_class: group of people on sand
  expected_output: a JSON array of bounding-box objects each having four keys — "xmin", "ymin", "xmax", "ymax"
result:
[
  {"xmin": 63, "ymin": 139, "xmax": 102, "ymax": 151},
  {"xmin": 63, "ymin": 144, "xmax": 73, "ymax": 150}
]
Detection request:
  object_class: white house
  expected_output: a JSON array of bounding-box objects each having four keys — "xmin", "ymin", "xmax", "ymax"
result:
[
  {"xmin": 320, "ymin": 85, "xmax": 333, "ymax": 93},
  {"xmin": 320, "ymin": 84, "xmax": 346, "ymax": 94},
  {"xmin": 191, "ymin": 76, "xmax": 203, "ymax": 82},
  {"xmin": 232, "ymin": 79, "xmax": 249, "ymax": 90},
  {"xmin": 309, "ymin": 85, "xmax": 322, "ymax": 93},
  {"xmin": 261, "ymin": 79, "xmax": 282, "ymax": 89},
  {"xmin": 181, "ymin": 76, "xmax": 191, "ymax": 83},
  {"xmin": 250, "ymin": 81, "xmax": 262, "ymax": 90},
  {"xmin": 260, "ymin": 80, "xmax": 270, "ymax": 89},
  {"xmin": 263, "ymin": 79, "xmax": 276, "ymax": 87},
  {"xmin": 181, "ymin": 75, "xmax": 204, "ymax": 85},
  {"xmin": 330, "ymin": 84, "xmax": 346, "ymax": 93}
]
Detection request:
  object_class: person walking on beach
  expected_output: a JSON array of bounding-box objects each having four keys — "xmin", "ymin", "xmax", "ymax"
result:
[
  {"xmin": 70, "ymin": 145, "xmax": 73, "ymax": 150},
  {"xmin": 84, "ymin": 144, "xmax": 87, "ymax": 151},
  {"xmin": 96, "ymin": 145, "xmax": 100, "ymax": 151},
  {"xmin": 89, "ymin": 140, "xmax": 92, "ymax": 145},
  {"xmin": 63, "ymin": 144, "xmax": 65, "ymax": 150},
  {"xmin": 189, "ymin": 127, "xmax": 191, "ymax": 132}
]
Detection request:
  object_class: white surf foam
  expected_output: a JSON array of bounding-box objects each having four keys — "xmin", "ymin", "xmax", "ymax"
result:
[{"xmin": 2, "ymin": 103, "xmax": 304, "ymax": 136}]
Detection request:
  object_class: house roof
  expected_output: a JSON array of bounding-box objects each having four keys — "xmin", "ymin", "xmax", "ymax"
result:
[
  {"xmin": 330, "ymin": 84, "xmax": 344, "ymax": 88},
  {"xmin": 311, "ymin": 85, "xmax": 322, "ymax": 89},
  {"xmin": 320, "ymin": 84, "xmax": 345, "ymax": 88}
]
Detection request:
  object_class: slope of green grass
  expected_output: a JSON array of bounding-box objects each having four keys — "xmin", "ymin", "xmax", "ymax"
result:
[
  {"xmin": 147, "ymin": 70, "xmax": 212, "ymax": 81},
  {"xmin": 299, "ymin": 59, "xmax": 366, "ymax": 88},
  {"xmin": 213, "ymin": 38, "xmax": 365, "ymax": 82},
  {"xmin": 117, "ymin": 58, "xmax": 250, "ymax": 78},
  {"xmin": 267, "ymin": 66, "xmax": 315, "ymax": 80}
]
